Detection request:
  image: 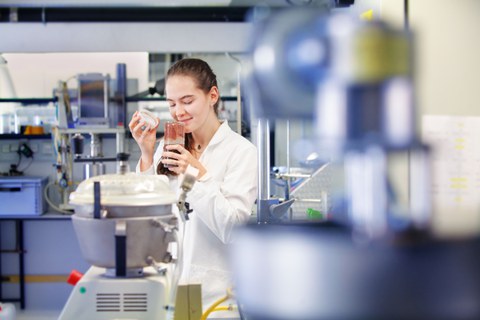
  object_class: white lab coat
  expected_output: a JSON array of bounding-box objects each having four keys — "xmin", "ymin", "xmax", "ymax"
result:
[{"xmin": 136, "ymin": 120, "xmax": 258, "ymax": 312}]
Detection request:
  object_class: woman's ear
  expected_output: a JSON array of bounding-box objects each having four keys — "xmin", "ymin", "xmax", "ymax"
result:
[{"xmin": 209, "ymin": 86, "xmax": 220, "ymax": 104}]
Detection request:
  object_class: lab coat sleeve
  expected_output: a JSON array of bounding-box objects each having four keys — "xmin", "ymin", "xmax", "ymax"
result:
[
  {"xmin": 135, "ymin": 140, "xmax": 164, "ymax": 175},
  {"xmin": 187, "ymin": 143, "xmax": 258, "ymax": 244}
]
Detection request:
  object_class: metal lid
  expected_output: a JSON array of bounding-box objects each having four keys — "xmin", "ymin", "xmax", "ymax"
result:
[{"xmin": 69, "ymin": 173, "xmax": 176, "ymax": 206}]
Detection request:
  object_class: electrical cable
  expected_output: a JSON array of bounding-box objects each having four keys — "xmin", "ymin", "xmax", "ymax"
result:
[
  {"xmin": 44, "ymin": 181, "xmax": 74, "ymax": 215},
  {"xmin": 16, "ymin": 156, "xmax": 34, "ymax": 173},
  {"xmin": 16, "ymin": 150, "xmax": 21, "ymax": 167}
]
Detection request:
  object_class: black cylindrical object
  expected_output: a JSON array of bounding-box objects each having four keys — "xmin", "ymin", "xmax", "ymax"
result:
[
  {"xmin": 116, "ymin": 152, "xmax": 130, "ymax": 175},
  {"xmin": 72, "ymin": 133, "xmax": 84, "ymax": 157}
]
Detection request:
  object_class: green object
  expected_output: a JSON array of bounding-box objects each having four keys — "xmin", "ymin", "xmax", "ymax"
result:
[
  {"xmin": 79, "ymin": 287, "xmax": 87, "ymax": 294},
  {"xmin": 306, "ymin": 208, "xmax": 323, "ymax": 220}
]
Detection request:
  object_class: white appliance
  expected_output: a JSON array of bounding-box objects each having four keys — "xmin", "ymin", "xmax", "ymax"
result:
[
  {"xmin": 59, "ymin": 170, "xmax": 197, "ymax": 320},
  {"xmin": 59, "ymin": 266, "xmax": 169, "ymax": 319}
]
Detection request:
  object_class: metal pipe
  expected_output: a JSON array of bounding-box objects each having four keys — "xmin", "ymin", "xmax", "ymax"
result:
[
  {"xmin": 257, "ymin": 118, "xmax": 270, "ymax": 200},
  {"xmin": 286, "ymin": 120, "xmax": 291, "ymax": 202},
  {"xmin": 18, "ymin": 220, "xmax": 25, "ymax": 309},
  {"xmin": 286, "ymin": 120, "xmax": 291, "ymax": 172},
  {"xmin": 257, "ymin": 118, "xmax": 271, "ymax": 222},
  {"xmin": 236, "ymin": 71, "xmax": 242, "ymax": 135},
  {"xmin": 116, "ymin": 129, "xmax": 125, "ymax": 154},
  {"xmin": 404, "ymin": 0, "xmax": 410, "ymax": 31}
]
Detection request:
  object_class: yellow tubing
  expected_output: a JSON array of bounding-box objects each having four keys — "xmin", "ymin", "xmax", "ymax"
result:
[
  {"xmin": 200, "ymin": 295, "xmax": 229, "ymax": 320},
  {"xmin": 213, "ymin": 305, "xmax": 237, "ymax": 313},
  {"xmin": 200, "ymin": 288, "xmax": 234, "ymax": 320}
]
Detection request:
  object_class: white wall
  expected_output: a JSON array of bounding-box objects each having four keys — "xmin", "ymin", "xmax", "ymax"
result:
[
  {"xmin": 414, "ymin": 0, "xmax": 480, "ymax": 116},
  {"xmin": 3, "ymin": 52, "xmax": 149, "ymax": 97},
  {"xmin": 412, "ymin": 0, "xmax": 480, "ymax": 236},
  {"xmin": 382, "ymin": 0, "xmax": 480, "ymax": 237}
]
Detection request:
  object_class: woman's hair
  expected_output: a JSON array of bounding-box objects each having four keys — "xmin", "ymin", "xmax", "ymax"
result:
[{"xmin": 157, "ymin": 58, "xmax": 220, "ymax": 176}]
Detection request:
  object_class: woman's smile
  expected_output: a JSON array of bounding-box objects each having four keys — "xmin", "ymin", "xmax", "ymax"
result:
[{"xmin": 178, "ymin": 117, "xmax": 193, "ymax": 126}]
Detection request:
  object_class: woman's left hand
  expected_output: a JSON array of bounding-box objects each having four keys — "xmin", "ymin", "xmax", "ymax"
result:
[{"xmin": 162, "ymin": 144, "xmax": 206, "ymax": 178}]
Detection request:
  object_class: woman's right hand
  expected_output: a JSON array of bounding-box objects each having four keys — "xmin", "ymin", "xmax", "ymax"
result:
[{"xmin": 128, "ymin": 111, "xmax": 159, "ymax": 159}]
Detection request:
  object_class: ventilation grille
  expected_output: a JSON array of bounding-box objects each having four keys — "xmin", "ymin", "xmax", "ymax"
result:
[
  {"xmin": 123, "ymin": 293, "xmax": 148, "ymax": 312},
  {"xmin": 96, "ymin": 293, "xmax": 121, "ymax": 312},
  {"xmin": 96, "ymin": 292, "xmax": 148, "ymax": 313}
]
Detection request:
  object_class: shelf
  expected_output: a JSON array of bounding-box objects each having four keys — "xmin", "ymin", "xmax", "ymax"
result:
[
  {"xmin": 0, "ymin": 132, "xmax": 125, "ymax": 140},
  {"xmin": 0, "ymin": 98, "xmax": 56, "ymax": 104},
  {"xmin": 126, "ymin": 95, "xmax": 239, "ymax": 102},
  {"xmin": 0, "ymin": 96, "xmax": 239, "ymax": 104},
  {"xmin": 0, "ymin": 134, "xmax": 52, "ymax": 140},
  {"xmin": 57, "ymin": 127, "xmax": 125, "ymax": 135}
]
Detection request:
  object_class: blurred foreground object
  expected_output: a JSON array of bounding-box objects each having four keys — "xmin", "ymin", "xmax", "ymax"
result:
[
  {"xmin": 244, "ymin": 7, "xmax": 429, "ymax": 238},
  {"xmin": 232, "ymin": 223, "xmax": 480, "ymax": 319},
  {"xmin": 232, "ymin": 8, "xmax": 480, "ymax": 320}
]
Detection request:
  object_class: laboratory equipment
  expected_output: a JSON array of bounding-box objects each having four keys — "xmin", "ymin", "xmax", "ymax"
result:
[
  {"xmin": 76, "ymin": 73, "xmax": 110, "ymax": 128},
  {"xmin": 288, "ymin": 163, "xmax": 337, "ymax": 220},
  {"xmin": 56, "ymin": 65, "xmax": 127, "ymax": 130},
  {"xmin": 48, "ymin": 126, "xmax": 125, "ymax": 213},
  {"xmin": 48, "ymin": 68, "xmax": 128, "ymax": 213},
  {"xmin": 116, "ymin": 152, "xmax": 130, "ymax": 175},
  {"xmin": 0, "ymin": 55, "xmax": 17, "ymax": 114},
  {"xmin": 0, "ymin": 176, "xmax": 48, "ymax": 216},
  {"xmin": 0, "ymin": 55, "xmax": 19, "ymax": 134},
  {"xmin": 232, "ymin": 223, "xmax": 480, "ymax": 320},
  {"xmin": 230, "ymin": 8, "xmax": 480, "ymax": 320},
  {"xmin": 0, "ymin": 302, "xmax": 16, "ymax": 320},
  {"xmin": 244, "ymin": 7, "xmax": 428, "ymax": 234},
  {"xmin": 59, "ymin": 168, "xmax": 198, "ymax": 319}
]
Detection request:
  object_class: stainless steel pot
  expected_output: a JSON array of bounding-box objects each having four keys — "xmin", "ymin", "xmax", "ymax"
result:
[
  {"xmin": 69, "ymin": 173, "xmax": 179, "ymax": 275},
  {"xmin": 72, "ymin": 214, "xmax": 177, "ymax": 270}
]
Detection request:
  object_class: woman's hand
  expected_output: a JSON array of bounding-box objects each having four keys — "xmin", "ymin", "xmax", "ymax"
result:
[
  {"xmin": 128, "ymin": 111, "xmax": 159, "ymax": 169},
  {"xmin": 161, "ymin": 144, "xmax": 206, "ymax": 178}
]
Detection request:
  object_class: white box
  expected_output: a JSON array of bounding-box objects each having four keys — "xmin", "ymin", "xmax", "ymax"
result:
[{"xmin": 0, "ymin": 176, "xmax": 48, "ymax": 216}]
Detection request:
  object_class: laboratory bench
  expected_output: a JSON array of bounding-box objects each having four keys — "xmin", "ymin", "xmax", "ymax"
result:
[{"xmin": 0, "ymin": 213, "xmax": 73, "ymax": 310}]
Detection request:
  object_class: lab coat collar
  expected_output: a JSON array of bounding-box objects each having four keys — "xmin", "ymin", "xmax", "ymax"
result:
[{"xmin": 207, "ymin": 120, "xmax": 231, "ymax": 148}]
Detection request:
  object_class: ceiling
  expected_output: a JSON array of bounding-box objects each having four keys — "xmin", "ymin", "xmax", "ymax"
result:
[{"xmin": 0, "ymin": 0, "xmax": 347, "ymax": 8}]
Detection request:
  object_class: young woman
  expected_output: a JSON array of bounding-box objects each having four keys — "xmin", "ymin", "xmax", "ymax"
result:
[{"xmin": 129, "ymin": 58, "xmax": 258, "ymax": 310}]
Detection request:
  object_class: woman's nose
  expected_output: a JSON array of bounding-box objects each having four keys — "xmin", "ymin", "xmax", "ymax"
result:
[{"xmin": 176, "ymin": 104, "xmax": 185, "ymax": 117}]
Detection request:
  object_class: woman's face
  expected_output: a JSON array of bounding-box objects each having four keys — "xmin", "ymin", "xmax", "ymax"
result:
[{"xmin": 165, "ymin": 75, "xmax": 217, "ymax": 133}]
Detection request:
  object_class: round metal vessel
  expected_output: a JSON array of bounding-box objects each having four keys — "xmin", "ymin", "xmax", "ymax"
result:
[
  {"xmin": 231, "ymin": 223, "xmax": 480, "ymax": 320},
  {"xmin": 69, "ymin": 173, "xmax": 178, "ymax": 271},
  {"xmin": 72, "ymin": 214, "xmax": 176, "ymax": 269}
]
